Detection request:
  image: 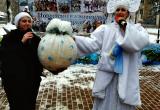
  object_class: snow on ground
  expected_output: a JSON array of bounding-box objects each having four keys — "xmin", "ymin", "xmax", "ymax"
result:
[
  {"xmin": 40, "ymin": 64, "xmax": 160, "ymax": 93},
  {"xmin": 0, "ymin": 63, "xmax": 159, "ymax": 110},
  {"xmin": 40, "ymin": 64, "xmax": 96, "ymax": 92},
  {"xmin": 146, "ymin": 28, "xmax": 159, "ymax": 43},
  {"xmin": 146, "ymin": 28, "xmax": 159, "ymax": 34},
  {"xmin": 140, "ymin": 65, "xmax": 160, "ymax": 72},
  {"xmin": 149, "ymin": 34, "xmax": 158, "ymax": 43}
]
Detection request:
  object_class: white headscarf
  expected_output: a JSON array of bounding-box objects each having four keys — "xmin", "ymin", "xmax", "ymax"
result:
[{"xmin": 14, "ymin": 12, "xmax": 32, "ymax": 27}]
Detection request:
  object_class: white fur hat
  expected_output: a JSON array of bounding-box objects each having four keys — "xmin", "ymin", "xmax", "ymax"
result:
[
  {"xmin": 106, "ymin": 0, "xmax": 141, "ymax": 23},
  {"xmin": 14, "ymin": 12, "xmax": 32, "ymax": 27},
  {"xmin": 107, "ymin": 0, "xmax": 141, "ymax": 13},
  {"xmin": 114, "ymin": 0, "xmax": 130, "ymax": 11}
]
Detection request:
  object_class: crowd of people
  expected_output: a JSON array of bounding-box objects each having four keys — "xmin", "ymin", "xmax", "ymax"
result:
[
  {"xmin": 0, "ymin": 0, "xmax": 150, "ymax": 110},
  {"xmin": 31, "ymin": 0, "xmax": 106, "ymax": 13},
  {"xmin": 34, "ymin": 0, "xmax": 57, "ymax": 12},
  {"xmin": 82, "ymin": 19, "xmax": 103, "ymax": 33}
]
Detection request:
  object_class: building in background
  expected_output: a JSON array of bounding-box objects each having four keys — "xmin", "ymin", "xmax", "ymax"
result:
[
  {"xmin": 0, "ymin": 0, "xmax": 19, "ymax": 23},
  {"xmin": 139, "ymin": 0, "xmax": 159, "ymax": 27}
]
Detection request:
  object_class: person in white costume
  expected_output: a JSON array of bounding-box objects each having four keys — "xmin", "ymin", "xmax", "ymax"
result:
[{"xmin": 73, "ymin": 0, "xmax": 149, "ymax": 110}]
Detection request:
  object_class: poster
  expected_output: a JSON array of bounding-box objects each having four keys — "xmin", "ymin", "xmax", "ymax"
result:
[{"xmin": 24, "ymin": 0, "xmax": 107, "ymax": 32}]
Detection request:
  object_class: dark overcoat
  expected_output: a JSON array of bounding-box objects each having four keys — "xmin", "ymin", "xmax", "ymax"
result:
[{"xmin": 0, "ymin": 29, "xmax": 43, "ymax": 109}]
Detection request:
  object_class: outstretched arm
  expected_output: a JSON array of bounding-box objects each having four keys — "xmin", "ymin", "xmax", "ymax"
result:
[{"xmin": 74, "ymin": 25, "xmax": 105, "ymax": 56}]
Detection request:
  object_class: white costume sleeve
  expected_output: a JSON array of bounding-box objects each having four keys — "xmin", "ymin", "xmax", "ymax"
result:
[
  {"xmin": 74, "ymin": 25, "xmax": 105, "ymax": 56},
  {"xmin": 116, "ymin": 23, "xmax": 149, "ymax": 53}
]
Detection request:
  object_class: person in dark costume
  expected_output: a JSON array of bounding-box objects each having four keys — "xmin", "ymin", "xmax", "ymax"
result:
[{"xmin": 0, "ymin": 12, "xmax": 43, "ymax": 110}]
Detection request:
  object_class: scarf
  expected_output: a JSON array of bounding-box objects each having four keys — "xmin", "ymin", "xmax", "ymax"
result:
[{"xmin": 109, "ymin": 42, "xmax": 123, "ymax": 74}]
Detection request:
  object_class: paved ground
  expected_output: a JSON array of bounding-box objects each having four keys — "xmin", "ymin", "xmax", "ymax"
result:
[{"xmin": 0, "ymin": 65, "xmax": 160, "ymax": 110}]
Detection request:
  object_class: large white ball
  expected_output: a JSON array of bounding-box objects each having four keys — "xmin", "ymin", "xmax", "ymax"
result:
[{"xmin": 38, "ymin": 34, "xmax": 77, "ymax": 71}]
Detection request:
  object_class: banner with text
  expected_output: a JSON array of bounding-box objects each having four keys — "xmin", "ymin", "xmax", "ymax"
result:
[{"xmin": 20, "ymin": 0, "xmax": 107, "ymax": 32}]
